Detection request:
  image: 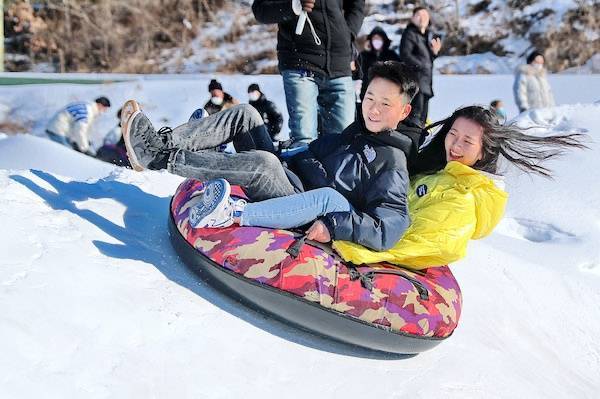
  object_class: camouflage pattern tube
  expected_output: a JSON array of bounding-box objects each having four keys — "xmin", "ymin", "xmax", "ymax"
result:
[{"xmin": 170, "ymin": 179, "xmax": 463, "ymax": 352}]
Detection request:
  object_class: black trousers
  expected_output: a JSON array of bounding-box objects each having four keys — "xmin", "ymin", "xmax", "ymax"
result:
[{"xmin": 410, "ymin": 92, "xmax": 431, "ymax": 126}]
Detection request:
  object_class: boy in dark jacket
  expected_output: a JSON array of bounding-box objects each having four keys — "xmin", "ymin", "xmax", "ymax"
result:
[{"xmin": 122, "ymin": 61, "xmax": 421, "ymax": 252}]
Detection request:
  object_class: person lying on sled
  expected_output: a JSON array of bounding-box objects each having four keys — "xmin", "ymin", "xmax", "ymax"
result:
[{"xmin": 121, "ymin": 61, "xmax": 423, "ymax": 252}]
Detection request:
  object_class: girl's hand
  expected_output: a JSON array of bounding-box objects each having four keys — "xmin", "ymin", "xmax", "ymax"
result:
[{"xmin": 306, "ymin": 220, "xmax": 331, "ymax": 243}]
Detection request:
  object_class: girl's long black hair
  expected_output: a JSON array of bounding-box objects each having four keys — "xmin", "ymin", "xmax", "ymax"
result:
[{"xmin": 410, "ymin": 106, "xmax": 587, "ymax": 177}]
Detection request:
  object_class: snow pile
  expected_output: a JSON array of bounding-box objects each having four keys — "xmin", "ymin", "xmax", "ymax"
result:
[
  {"xmin": 434, "ymin": 52, "xmax": 520, "ymax": 74},
  {"xmin": 1, "ymin": 75, "xmax": 599, "ymax": 397}
]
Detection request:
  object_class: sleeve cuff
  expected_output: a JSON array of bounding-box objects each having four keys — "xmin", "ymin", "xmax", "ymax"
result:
[{"xmin": 320, "ymin": 215, "xmax": 337, "ymax": 241}]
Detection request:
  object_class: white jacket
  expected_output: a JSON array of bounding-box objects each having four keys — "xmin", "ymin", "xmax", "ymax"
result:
[
  {"xmin": 513, "ymin": 64, "xmax": 555, "ymax": 112},
  {"xmin": 46, "ymin": 102, "xmax": 101, "ymax": 152}
]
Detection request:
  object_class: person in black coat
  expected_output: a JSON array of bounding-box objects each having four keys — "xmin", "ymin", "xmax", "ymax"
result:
[
  {"xmin": 399, "ymin": 7, "xmax": 442, "ymax": 125},
  {"xmin": 252, "ymin": 0, "xmax": 365, "ymax": 146},
  {"xmin": 247, "ymin": 83, "xmax": 284, "ymax": 141},
  {"xmin": 358, "ymin": 27, "xmax": 400, "ymax": 100}
]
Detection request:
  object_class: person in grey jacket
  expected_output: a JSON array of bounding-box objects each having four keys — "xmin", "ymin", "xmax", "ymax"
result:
[{"xmin": 513, "ymin": 51, "xmax": 555, "ymax": 113}]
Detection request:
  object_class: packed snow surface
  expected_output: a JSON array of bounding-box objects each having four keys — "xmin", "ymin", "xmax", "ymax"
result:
[{"xmin": 1, "ymin": 73, "xmax": 599, "ymax": 398}]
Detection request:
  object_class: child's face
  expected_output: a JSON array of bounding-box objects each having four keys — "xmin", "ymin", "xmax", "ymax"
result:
[
  {"xmin": 445, "ymin": 117, "xmax": 484, "ymax": 166},
  {"xmin": 362, "ymin": 77, "xmax": 411, "ymax": 133}
]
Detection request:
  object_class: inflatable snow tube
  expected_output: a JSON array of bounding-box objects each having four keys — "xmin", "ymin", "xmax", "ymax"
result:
[{"xmin": 169, "ymin": 179, "xmax": 462, "ymax": 354}]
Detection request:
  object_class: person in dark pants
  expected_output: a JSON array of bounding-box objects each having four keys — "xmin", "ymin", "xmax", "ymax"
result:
[
  {"xmin": 252, "ymin": 0, "xmax": 365, "ymax": 147},
  {"xmin": 247, "ymin": 83, "xmax": 284, "ymax": 141},
  {"xmin": 399, "ymin": 6, "xmax": 442, "ymax": 126}
]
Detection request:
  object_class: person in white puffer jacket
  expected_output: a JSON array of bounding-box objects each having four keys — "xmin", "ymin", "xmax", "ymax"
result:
[
  {"xmin": 45, "ymin": 96, "xmax": 111, "ymax": 154},
  {"xmin": 513, "ymin": 51, "xmax": 555, "ymax": 113}
]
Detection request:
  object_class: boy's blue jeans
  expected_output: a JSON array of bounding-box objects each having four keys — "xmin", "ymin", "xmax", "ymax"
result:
[
  {"xmin": 240, "ymin": 187, "xmax": 351, "ymax": 230},
  {"xmin": 282, "ymin": 69, "xmax": 354, "ymax": 146}
]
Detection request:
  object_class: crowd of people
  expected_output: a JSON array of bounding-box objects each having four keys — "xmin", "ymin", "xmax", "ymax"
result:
[{"xmin": 41, "ymin": 2, "xmax": 576, "ymax": 270}]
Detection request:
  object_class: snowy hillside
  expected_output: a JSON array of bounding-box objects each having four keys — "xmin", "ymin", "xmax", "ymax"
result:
[
  {"xmin": 160, "ymin": 0, "xmax": 599, "ymax": 74},
  {"xmin": 1, "ymin": 74, "xmax": 600, "ymax": 397}
]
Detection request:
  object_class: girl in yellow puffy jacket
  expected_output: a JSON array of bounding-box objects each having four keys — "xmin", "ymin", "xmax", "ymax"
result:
[{"xmin": 333, "ymin": 105, "xmax": 586, "ymax": 269}]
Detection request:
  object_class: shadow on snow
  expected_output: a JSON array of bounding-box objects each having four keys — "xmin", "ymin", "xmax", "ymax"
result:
[{"xmin": 11, "ymin": 169, "xmax": 413, "ymax": 360}]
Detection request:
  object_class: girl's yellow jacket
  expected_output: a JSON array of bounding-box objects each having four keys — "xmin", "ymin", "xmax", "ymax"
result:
[{"xmin": 332, "ymin": 161, "xmax": 508, "ymax": 269}]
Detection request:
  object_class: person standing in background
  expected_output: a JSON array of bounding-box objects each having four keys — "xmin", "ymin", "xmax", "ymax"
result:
[
  {"xmin": 399, "ymin": 6, "xmax": 442, "ymax": 126},
  {"xmin": 204, "ymin": 79, "xmax": 239, "ymax": 115},
  {"xmin": 252, "ymin": 0, "xmax": 365, "ymax": 147},
  {"xmin": 513, "ymin": 50, "xmax": 555, "ymax": 113}
]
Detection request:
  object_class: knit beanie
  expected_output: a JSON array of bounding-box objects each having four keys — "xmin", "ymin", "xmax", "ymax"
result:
[{"xmin": 208, "ymin": 79, "xmax": 223, "ymax": 92}]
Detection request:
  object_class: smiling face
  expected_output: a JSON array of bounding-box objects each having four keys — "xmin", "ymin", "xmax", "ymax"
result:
[
  {"xmin": 445, "ymin": 117, "xmax": 484, "ymax": 166},
  {"xmin": 362, "ymin": 77, "xmax": 412, "ymax": 133}
]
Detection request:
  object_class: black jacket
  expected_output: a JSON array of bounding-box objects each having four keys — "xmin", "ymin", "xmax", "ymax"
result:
[
  {"xmin": 249, "ymin": 94, "xmax": 284, "ymax": 139},
  {"xmin": 358, "ymin": 27, "xmax": 400, "ymax": 99},
  {"xmin": 287, "ymin": 119, "xmax": 423, "ymax": 251},
  {"xmin": 399, "ymin": 23, "xmax": 436, "ymax": 96},
  {"xmin": 252, "ymin": 0, "xmax": 365, "ymax": 78}
]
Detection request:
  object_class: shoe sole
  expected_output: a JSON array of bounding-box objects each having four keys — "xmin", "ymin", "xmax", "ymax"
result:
[{"xmin": 121, "ymin": 100, "xmax": 143, "ymax": 171}]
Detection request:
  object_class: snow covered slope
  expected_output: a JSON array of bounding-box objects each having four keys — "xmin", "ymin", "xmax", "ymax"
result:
[{"xmin": 1, "ymin": 75, "xmax": 599, "ymax": 398}]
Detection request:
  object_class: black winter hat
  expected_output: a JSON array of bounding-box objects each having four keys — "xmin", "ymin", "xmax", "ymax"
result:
[
  {"xmin": 208, "ymin": 79, "xmax": 223, "ymax": 92},
  {"xmin": 95, "ymin": 96, "xmax": 111, "ymax": 107},
  {"xmin": 526, "ymin": 50, "xmax": 543, "ymax": 64},
  {"xmin": 247, "ymin": 83, "xmax": 261, "ymax": 93}
]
